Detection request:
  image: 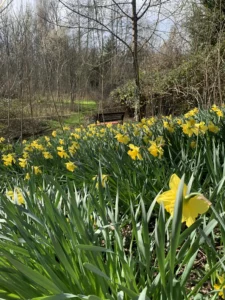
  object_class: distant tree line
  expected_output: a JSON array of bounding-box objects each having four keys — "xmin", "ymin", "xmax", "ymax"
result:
[{"xmin": 0, "ymin": 0, "xmax": 224, "ymax": 120}]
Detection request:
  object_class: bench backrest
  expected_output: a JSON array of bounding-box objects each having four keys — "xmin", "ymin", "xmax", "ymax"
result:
[{"xmin": 95, "ymin": 112, "xmax": 125, "ymax": 124}]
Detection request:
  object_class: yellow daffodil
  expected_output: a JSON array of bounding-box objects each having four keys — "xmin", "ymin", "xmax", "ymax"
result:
[
  {"xmin": 70, "ymin": 133, "xmax": 80, "ymax": 139},
  {"xmin": 127, "ymin": 144, "xmax": 143, "ymax": 160},
  {"xmin": 181, "ymin": 119, "xmax": 197, "ymax": 137},
  {"xmin": 30, "ymin": 140, "xmax": 44, "ymax": 151},
  {"xmin": 115, "ymin": 133, "xmax": 130, "ymax": 144},
  {"xmin": 33, "ymin": 166, "xmax": 42, "ymax": 175},
  {"xmin": 45, "ymin": 136, "xmax": 50, "ymax": 142},
  {"xmin": 208, "ymin": 121, "xmax": 219, "ymax": 133},
  {"xmin": 163, "ymin": 121, "xmax": 174, "ymax": 133},
  {"xmin": 25, "ymin": 173, "xmax": 30, "ymax": 180},
  {"xmin": 92, "ymin": 174, "xmax": 108, "ymax": 188},
  {"xmin": 23, "ymin": 151, "xmax": 29, "ymax": 159},
  {"xmin": 157, "ymin": 174, "xmax": 211, "ymax": 227},
  {"xmin": 57, "ymin": 146, "xmax": 69, "ymax": 159},
  {"xmin": 211, "ymin": 104, "xmax": 224, "ymax": 117},
  {"xmin": 52, "ymin": 131, "xmax": 57, "ymax": 137},
  {"xmin": 194, "ymin": 122, "xmax": 208, "ymax": 135},
  {"xmin": 148, "ymin": 141, "xmax": 164, "ymax": 158},
  {"xmin": 18, "ymin": 158, "xmax": 27, "ymax": 168},
  {"xmin": 65, "ymin": 161, "xmax": 76, "ymax": 172},
  {"xmin": 184, "ymin": 107, "xmax": 199, "ymax": 118},
  {"xmin": 147, "ymin": 117, "xmax": 156, "ymax": 126},
  {"xmin": 214, "ymin": 274, "xmax": 225, "ymax": 299},
  {"xmin": 0, "ymin": 137, "xmax": 5, "ymax": 143},
  {"xmin": 6, "ymin": 189, "xmax": 25, "ymax": 205},
  {"xmin": 2, "ymin": 153, "xmax": 16, "ymax": 166},
  {"xmin": 42, "ymin": 151, "xmax": 53, "ymax": 159},
  {"xmin": 63, "ymin": 126, "xmax": 70, "ymax": 131},
  {"xmin": 69, "ymin": 142, "xmax": 79, "ymax": 155},
  {"xmin": 176, "ymin": 119, "xmax": 182, "ymax": 125}
]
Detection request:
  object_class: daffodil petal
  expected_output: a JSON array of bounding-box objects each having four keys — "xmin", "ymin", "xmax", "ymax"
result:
[
  {"xmin": 188, "ymin": 196, "xmax": 210, "ymax": 214},
  {"xmin": 184, "ymin": 215, "xmax": 195, "ymax": 227},
  {"xmin": 156, "ymin": 190, "xmax": 176, "ymax": 215},
  {"xmin": 182, "ymin": 195, "xmax": 210, "ymax": 227}
]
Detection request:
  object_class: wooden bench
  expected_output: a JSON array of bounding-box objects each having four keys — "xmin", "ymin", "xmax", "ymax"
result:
[{"xmin": 94, "ymin": 112, "xmax": 125, "ymax": 125}]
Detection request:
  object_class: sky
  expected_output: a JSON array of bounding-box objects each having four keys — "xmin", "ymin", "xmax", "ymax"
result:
[{"xmin": 6, "ymin": 0, "xmax": 174, "ymax": 40}]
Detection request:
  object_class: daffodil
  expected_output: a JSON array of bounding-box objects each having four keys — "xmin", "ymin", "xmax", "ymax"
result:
[
  {"xmin": 2, "ymin": 153, "xmax": 16, "ymax": 166},
  {"xmin": 70, "ymin": 133, "xmax": 80, "ymax": 139},
  {"xmin": 147, "ymin": 117, "xmax": 156, "ymax": 126},
  {"xmin": 6, "ymin": 189, "xmax": 25, "ymax": 205},
  {"xmin": 127, "ymin": 144, "xmax": 143, "ymax": 160},
  {"xmin": 211, "ymin": 104, "xmax": 224, "ymax": 117},
  {"xmin": 65, "ymin": 161, "xmax": 76, "ymax": 172},
  {"xmin": 33, "ymin": 166, "xmax": 42, "ymax": 175},
  {"xmin": 57, "ymin": 146, "xmax": 69, "ymax": 159},
  {"xmin": 25, "ymin": 173, "xmax": 30, "ymax": 180},
  {"xmin": 208, "ymin": 121, "xmax": 219, "ymax": 133},
  {"xmin": 163, "ymin": 121, "xmax": 174, "ymax": 133},
  {"xmin": 92, "ymin": 174, "xmax": 108, "ymax": 188},
  {"xmin": 214, "ymin": 274, "xmax": 225, "ymax": 299},
  {"xmin": 184, "ymin": 107, "xmax": 199, "ymax": 118},
  {"xmin": 148, "ymin": 141, "xmax": 164, "ymax": 158},
  {"xmin": 181, "ymin": 119, "xmax": 197, "ymax": 137},
  {"xmin": 115, "ymin": 133, "xmax": 130, "ymax": 144},
  {"xmin": 30, "ymin": 140, "xmax": 44, "ymax": 151},
  {"xmin": 157, "ymin": 174, "xmax": 211, "ymax": 227},
  {"xmin": 42, "ymin": 151, "xmax": 53, "ymax": 159},
  {"xmin": 176, "ymin": 119, "xmax": 182, "ymax": 125},
  {"xmin": 52, "ymin": 131, "xmax": 57, "ymax": 137},
  {"xmin": 18, "ymin": 158, "xmax": 27, "ymax": 168},
  {"xmin": 194, "ymin": 122, "xmax": 208, "ymax": 135}
]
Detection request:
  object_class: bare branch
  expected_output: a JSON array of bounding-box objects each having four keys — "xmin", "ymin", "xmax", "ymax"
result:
[
  {"xmin": 112, "ymin": 0, "xmax": 132, "ymax": 20},
  {"xmin": 0, "ymin": 0, "xmax": 13, "ymax": 14},
  {"xmin": 137, "ymin": 0, "xmax": 169, "ymax": 20},
  {"xmin": 58, "ymin": 0, "xmax": 132, "ymax": 52}
]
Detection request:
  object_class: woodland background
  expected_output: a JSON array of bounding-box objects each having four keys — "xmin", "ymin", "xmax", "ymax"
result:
[{"xmin": 0, "ymin": 0, "xmax": 225, "ymax": 136}]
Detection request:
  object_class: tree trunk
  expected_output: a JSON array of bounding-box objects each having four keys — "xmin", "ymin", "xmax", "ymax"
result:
[{"xmin": 132, "ymin": 0, "xmax": 146, "ymax": 121}]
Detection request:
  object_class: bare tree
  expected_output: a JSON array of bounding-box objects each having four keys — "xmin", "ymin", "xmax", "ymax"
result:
[{"xmin": 57, "ymin": 0, "xmax": 168, "ymax": 120}]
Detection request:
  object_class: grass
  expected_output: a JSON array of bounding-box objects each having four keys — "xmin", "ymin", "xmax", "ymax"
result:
[{"xmin": 0, "ymin": 97, "xmax": 97, "ymax": 135}]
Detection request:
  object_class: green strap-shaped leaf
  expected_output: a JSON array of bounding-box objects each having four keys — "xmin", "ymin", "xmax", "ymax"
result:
[
  {"xmin": 6, "ymin": 256, "xmax": 61, "ymax": 294},
  {"xmin": 83, "ymin": 263, "xmax": 111, "ymax": 281}
]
